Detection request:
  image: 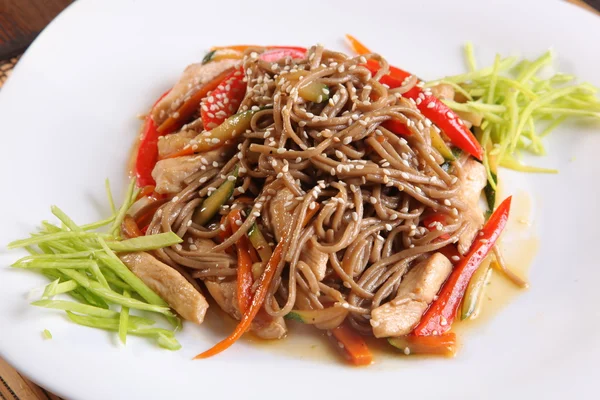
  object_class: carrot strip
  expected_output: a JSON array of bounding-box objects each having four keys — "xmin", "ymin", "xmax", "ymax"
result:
[
  {"xmin": 228, "ymin": 210, "xmax": 253, "ymax": 314},
  {"xmin": 159, "ymin": 147, "xmax": 195, "ymax": 160},
  {"xmin": 195, "ymin": 203, "xmax": 319, "ymax": 359},
  {"xmin": 194, "ymin": 238, "xmax": 284, "ymax": 359},
  {"xmin": 121, "ymin": 216, "xmax": 143, "ymax": 238},
  {"xmin": 157, "ymin": 67, "xmax": 235, "ymax": 134},
  {"xmin": 330, "ymin": 323, "xmax": 373, "ymax": 366},
  {"xmin": 135, "ymin": 185, "xmax": 156, "ymax": 200},
  {"xmin": 345, "ymin": 34, "xmax": 372, "ymax": 55},
  {"xmin": 210, "ymin": 45, "xmax": 307, "ymax": 53}
]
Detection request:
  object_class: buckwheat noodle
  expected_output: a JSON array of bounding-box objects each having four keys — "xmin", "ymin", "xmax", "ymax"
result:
[{"xmin": 143, "ymin": 45, "xmax": 471, "ymax": 334}]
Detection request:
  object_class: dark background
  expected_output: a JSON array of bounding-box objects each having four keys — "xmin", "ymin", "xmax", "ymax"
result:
[
  {"xmin": 0, "ymin": 0, "xmax": 599, "ymax": 61},
  {"xmin": 0, "ymin": 0, "xmax": 73, "ymax": 59}
]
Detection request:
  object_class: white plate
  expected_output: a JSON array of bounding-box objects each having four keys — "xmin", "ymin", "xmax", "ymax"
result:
[{"xmin": 1, "ymin": 0, "xmax": 599, "ymax": 399}]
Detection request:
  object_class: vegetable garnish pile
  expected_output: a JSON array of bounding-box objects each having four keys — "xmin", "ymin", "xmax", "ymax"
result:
[
  {"xmin": 428, "ymin": 42, "xmax": 600, "ymax": 194},
  {"xmin": 8, "ymin": 180, "xmax": 184, "ymax": 350}
]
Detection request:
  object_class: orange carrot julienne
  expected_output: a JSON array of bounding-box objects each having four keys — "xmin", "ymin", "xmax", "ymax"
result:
[
  {"xmin": 345, "ymin": 34, "xmax": 372, "ymax": 55},
  {"xmin": 195, "ymin": 203, "xmax": 320, "ymax": 359},
  {"xmin": 194, "ymin": 237, "xmax": 285, "ymax": 359},
  {"xmin": 210, "ymin": 45, "xmax": 307, "ymax": 53},
  {"xmin": 121, "ymin": 216, "xmax": 143, "ymax": 238},
  {"xmin": 228, "ymin": 209, "xmax": 253, "ymax": 314},
  {"xmin": 330, "ymin": 323, "xmax": 373, "ymax": 366},
  {"xmin": 157, "ymin": 67, "xmax": 235, "ymax": 135},
  {"xmin": 159, "ymin": 146, "xmax": 195, "ymax": 160}
]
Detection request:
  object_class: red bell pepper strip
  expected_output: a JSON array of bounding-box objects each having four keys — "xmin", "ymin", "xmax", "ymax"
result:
[
  {"xmin": 195, "ymin": 204, "xmax": 320, "ymax": 359},
  {"xmin": 259, "ymin": 48, "xmax": 306, "ymax": 62},
  {"xmin": 413, "ymin": 196, "xmax": 512, "ymax": 336},
  {"xmin": 329, "ymin": 323, "xmax": 373, "ymax": 366},
  {"xmin": 422, "ymin": 212, "xmax": 451, "ymax": 241},
  {"xmin": 201, "ymin": 66, "xmax": 246, "ymax": 130},
  {"xmin": 346, "ymin": 35, "xmax": 483, "ymax": 160},
  {"xmin": 135, "ymin": 90, "xmax": 171, "ymax": 187},
  {"xmin": 157, "ymin": 67, "xmax": 235, "ymax": 135},
  {"xmin": 418, "ymin": 94, "xmax": 484, "ymax": 160},
  {"xmin": 228, "ymin": 209, "xmax": 254, "ymax": 314}
]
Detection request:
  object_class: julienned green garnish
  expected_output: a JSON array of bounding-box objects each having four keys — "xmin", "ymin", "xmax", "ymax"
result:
[
  {"xmin": 8, "ymin": 180, "xmax": 183, "ymax": 350},
  {"xmin": 426, "ymin": 42, "xmax": 600, "ymax": 188}
]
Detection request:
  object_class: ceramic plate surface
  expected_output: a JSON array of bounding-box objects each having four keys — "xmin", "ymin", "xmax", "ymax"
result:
[{"xmin": 0, "ymin": 1, "xmax": 599, "ymax": 399}]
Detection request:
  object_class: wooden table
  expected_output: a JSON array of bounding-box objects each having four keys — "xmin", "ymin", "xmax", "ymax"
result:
[{"xmin": 0, "ymin": 0, "xmax": 598, "ymax": 399}]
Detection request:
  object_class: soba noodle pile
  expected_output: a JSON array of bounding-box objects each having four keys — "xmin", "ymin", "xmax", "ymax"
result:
[{"xmin": 145, "ymin": 45, "xmax": 470, "ymax": 334}]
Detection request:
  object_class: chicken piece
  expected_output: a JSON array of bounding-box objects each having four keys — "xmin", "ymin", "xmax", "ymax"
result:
[
  {"xmin": 298, "ymin": 239, "xmax": 327, "ymax": 281},
  {"xmin": 204, "ymin": 280, "xmax": 287, "ymax": 339},
  {"xmin": 371, "ymin": 253, "xmax": 452, "ymax": 338},
  {"xmin": 157, "ymin": 130, "xmax": 197, "ymax": 159},
  {"xmin": 119, "ymin": 252, "xmax": 208, "ymax": 324},
  {"xmin": 152, "ymin": 59, "xmax": 239, "ymax": 126},
  {"xmin": 195, "ymin": 238, "xmax": 287, "ymax": 339},
  {"xmin": 457, "ymin": 158, "xmax": 488, "ymax": 255},
  {"xmin": 430, "ymin": 83, "xmax": 455, "ymax": 101},
  {"xmin": 152, "ymin": 149, "xmax": 225, "ymax": 194},
  {"xmin": 267, "ymin": 187, "xmax": 297, "ymax": 241}
]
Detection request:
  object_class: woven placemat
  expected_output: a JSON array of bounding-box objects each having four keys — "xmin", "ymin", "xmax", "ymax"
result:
[{"xmin": 0, "ymin": 56, "xmax": 21, "ymax": 89}]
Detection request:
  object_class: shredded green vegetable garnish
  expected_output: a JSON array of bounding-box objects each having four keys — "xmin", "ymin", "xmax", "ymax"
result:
[
  {"xmin": 427, "ymin": 45, "xmax": 600, "ymax": 183},
  {"xmin": 9, "ymin": 179, "xmax": 182, "ymax": 350},
  {"xmin": 42, "ymin": 329, "xmax": 52, "ymax": 339}
]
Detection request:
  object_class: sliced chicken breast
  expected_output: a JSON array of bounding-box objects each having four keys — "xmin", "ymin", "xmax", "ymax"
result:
[
  {"xmin": 152, "ymin": 59, "xmax": 239, "ymax": 126},
  {"xmin": 457, "ymin": 158, "xmax": 488, "ymax": 254},
  {"xmin": 371, "ymin": 253, "xmax": 452, "ymax": 338},
  {"xmin": 119, "ymin": 252, "xmax": 208, "ymax": 324},
  {"xmin": 204, "ymin": 280, "xmax": 287, "ymax": 340},
  {"xmin": 157, "ymin": 130, "xmax": 197, "ymax": 159},
  {"xmin": 267, "ymin": 187, "xmax": 297, "ymax": 241},
  {"xmin": 298, "ymin": 239, "xmax": 328, "ymax": 281},
  {"xmin": 152, "ymin": 149, "xmax": 226, "ymax": 194}
]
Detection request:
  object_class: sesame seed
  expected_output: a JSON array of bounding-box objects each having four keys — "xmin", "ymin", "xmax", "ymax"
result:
[
  {"xmin": 276, "ymin": 148, "xmax": 286, "ymax": 154},
  {"xmin": 343, "ymin": 137, "xmax": 352, "ymax": 145},
  {"xmin": 444, "ymin": 199, "xmax": 451, "ymax": 206},
  {"xmin": 227, "ymin": 175, "xmax": 236, "ymax": 181},
  {"xmin": 404, "ymin": 347, "xmax": 411, "ymax": 355},
  {"xmin": 352, "ymin": 212, "xmax": 358, "ymax": 221},
  {"xmin": 451, "ymin": 255, "xmax": 460, "ymax": 262},
  {"xmin": 385, "ymin": 224, "xmax": 393, "ymax": 231},
  {"xmin": 276, "ymin": 172, "xmax": 284, "ymax": 179}
]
